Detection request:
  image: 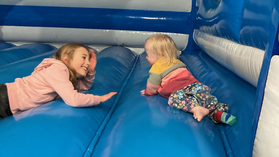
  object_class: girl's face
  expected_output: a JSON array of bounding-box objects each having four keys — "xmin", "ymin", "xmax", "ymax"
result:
[
  {"xmin": 69, "ymin": 47, "xmax": 90, "ymax": 78},
  {"xmin": 145, "ymin": 42, "xmax": 159, "ymax": 66}
]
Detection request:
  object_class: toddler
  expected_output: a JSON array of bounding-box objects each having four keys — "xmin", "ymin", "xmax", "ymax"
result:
[{"xmin": 140, "ymin": 34, "xmax": 237, "ymax": 126}]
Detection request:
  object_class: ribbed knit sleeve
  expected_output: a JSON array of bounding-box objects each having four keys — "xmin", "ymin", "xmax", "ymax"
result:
[{"xmin": 41, "ymin": 64, "xmax": 101, "ymax": 107}]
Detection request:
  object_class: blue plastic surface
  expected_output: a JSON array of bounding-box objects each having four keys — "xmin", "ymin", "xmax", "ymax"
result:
[
  {"xmin": 0, "ymin": 51, "xmax": 56, "ymax": 83},
  {"xmin": 239, "ymin": 0, "xmax": 277, "ymax": 50},
  {"xmin": 0, "ymin": 0, "xmax": 278, "ymax": 156},
  {"xmin": 0, "ymin": 5, "xmax": 191, "ymax": 34},
  {"xmin": 0, "ymin": 46, "xmax": 137, "ymax": 157},
  {"xmin": 0, "ymin": 42, "xmax": 15, "ymax": 50},
  {"xmin": 196, "ymin": 0, "xmax": 278, "ymax": 50},
  {"xmin": 92, "ymin": 52, "xmax": 227, "ymax": 157},
  {"xmin": 195, "ymin": 0, "xmax": 244, "ymax": 42},
  {"xmin": 180, "ymin": 51, "xmax": 256, "ymax": 157},
  {"xmin": 0, "ymin": 43, "xmax": 57, "ymax": 67}
]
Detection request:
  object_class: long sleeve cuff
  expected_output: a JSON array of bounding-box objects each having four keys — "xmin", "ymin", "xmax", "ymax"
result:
[{"xmin": 144, "ymin": 88, "xmax": 158, "ymax": 96}]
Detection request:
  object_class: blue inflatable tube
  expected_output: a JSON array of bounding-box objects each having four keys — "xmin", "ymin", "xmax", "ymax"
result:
[
  {"xmin": 0, "ymin": 5, "xmax": 191, "ymax": 34},
  {"xmin": 0, "ymin": 43, "xmax": 57, "ymax": 67},
  {"xmin": 0, "ymin": 42, "xmax": 15, "ymax": 50}
]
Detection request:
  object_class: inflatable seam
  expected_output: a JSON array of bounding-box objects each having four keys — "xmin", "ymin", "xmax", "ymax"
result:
[
  {"xmin": 217, "ymin": 125, "xmax": 234, "ymax": 157},
  {"xmin": 83, "ymin": 55, "xmax": 140, "ymax": 157}
]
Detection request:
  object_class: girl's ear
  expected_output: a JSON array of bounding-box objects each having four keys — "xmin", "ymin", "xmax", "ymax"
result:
[{"xmin": 62, "ymin": 54, "xmax": 69, "ymax": 64}]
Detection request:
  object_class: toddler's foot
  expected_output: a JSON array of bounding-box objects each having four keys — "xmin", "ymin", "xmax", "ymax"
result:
[
  {"xmin": 214, "ymin": 111, "xmax": 237, "ymax": 126},
  {"xmin": 190, "ymin": 106, "xmax": 210, "ymax": 122}
]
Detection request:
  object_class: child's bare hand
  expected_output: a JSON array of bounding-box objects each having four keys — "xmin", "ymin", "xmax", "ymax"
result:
[
  {"xmin": 100, "ymin": 92, "xmax": 117, "ymax": 103},
  {"xmin": 140, "ymin": 89, "xmax": 145, "ymax": 95},
  {"xmin": 89, "ymin": 49, "xmax": 97, "ymax": 72}
]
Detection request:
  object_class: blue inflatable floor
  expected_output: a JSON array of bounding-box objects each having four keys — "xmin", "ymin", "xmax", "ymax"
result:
[{"xmin": 0, "ymin": 44, "xmax": 256, "ymax": 157}]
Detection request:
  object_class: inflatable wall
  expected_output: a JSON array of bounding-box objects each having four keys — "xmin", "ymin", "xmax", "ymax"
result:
[{"xmin": 0, "ymin": 0, "xmax": 278, "ymax": 157}]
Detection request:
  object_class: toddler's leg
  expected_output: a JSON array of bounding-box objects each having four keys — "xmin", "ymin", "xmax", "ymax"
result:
[
  {"xmin": 168, "ymin": 86, "xmax": 209, "ymax": 122},
  {"xmin": 168, "ymin": 88, "xmax": 196, "ymax": 111},
  {"xmin": 189, "ymin": 106, "xmax": 209, "ymax": 122},
  {"xmin": 208, "ymin": 103, "xmax": 237, "ymax": 126},
  {"xmin": 214, "ymin": 110, "xmax": 237, "ymax": 126},
  {"xmin": 187, "ymin": 83, "xmax": 212, "ymax": 122}
]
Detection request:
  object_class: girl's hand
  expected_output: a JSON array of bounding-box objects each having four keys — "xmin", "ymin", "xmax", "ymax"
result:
[
  {"xmin": 140, "ymin": 89, "xmax": 145, "ymax": 95},
  {"xmin": 100, "ymin": 92, "xmax": 117, "ymax": 103},
  {"xmin": 89, "ymin": 49, "xmax": 97, "ymax": 73}
]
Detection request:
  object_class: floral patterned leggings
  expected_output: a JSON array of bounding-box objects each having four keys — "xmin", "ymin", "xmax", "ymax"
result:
[{"xmin": 168, "ymin": 82, "xmax": 228, "ymax": 123}]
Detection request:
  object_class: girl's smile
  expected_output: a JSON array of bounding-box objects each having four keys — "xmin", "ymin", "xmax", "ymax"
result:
[{"xmin": 70, "ymin": 47, "xmax": 90, "ymax": 78}]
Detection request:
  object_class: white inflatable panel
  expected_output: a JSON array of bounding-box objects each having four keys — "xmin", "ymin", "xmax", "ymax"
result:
[
  {"xmin": 253, "ymin": 55, "xmax": 279, "ymax": 157},
  {"xmin": 0, "ymin": 0, "xmax": 191, "ymax": 12},
  {"xmin": 0, "ymin": 26, "xmax": 188, "ymax": 50},
  {"xmin": 194, "ymin": 29, "xmax": 264, "ymax": 87}
]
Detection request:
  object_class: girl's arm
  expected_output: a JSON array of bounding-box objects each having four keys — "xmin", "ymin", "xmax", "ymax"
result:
[
  {"xmin": 43, "ymin": 63, "xmax": 101, "ymax": 107},
  {"xmin": 77, "ymin": 71, "xmax": 95, "ymax": 91}
]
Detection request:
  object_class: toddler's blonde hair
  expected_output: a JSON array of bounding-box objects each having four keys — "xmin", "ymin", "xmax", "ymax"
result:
[
  {"xmin": 145, "ymin": 34, "xmax": 178, "ymax": 65},
  {"xmin": 53, "ymin": 43, "xmax": 90, "ymax": 90}
]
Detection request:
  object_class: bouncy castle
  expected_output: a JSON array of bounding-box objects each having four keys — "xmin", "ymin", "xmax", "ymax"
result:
[{"xmin": 0, "ymin": 0, "xmax": 278, "ymax": 157}]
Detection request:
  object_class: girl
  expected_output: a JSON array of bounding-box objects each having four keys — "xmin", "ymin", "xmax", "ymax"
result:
[
  {"xmin": 0, "ymin": 43, "xmax": 117, "ymax": 120},
  {"xmin": 140, "ymin": 34, "xmax": 237, "ymax": 126}
]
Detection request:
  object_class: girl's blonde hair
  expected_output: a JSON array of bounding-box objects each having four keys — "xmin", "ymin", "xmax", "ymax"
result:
[
  {"xmin": 53, "ymin": 43, "xmax": 90, "ymax": 90},
  {"xmin": 145, "ymin": 34, "xmax": 178, "ymax": 65}
]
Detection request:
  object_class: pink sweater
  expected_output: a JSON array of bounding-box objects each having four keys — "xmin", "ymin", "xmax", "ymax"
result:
[
  {"xmin": 144, "ymin": 58, "xmax": 199, "ymax": 98},
  {"xmin": 6, "ymin": 58, "xmax": 101, "ymax": 114}
]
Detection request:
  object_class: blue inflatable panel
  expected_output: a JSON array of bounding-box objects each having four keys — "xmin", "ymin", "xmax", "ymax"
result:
[
  {"xmin": 0, "ymin": 46, "xmax": 137, "ymax": 157},
  {"xmin": 196, "ymin": 0, "xmax": 277, "ymax": 50},
  {"xmin": 180, "ymin": 51, "xmax": 256, "ymax": 157},
  {"xmin": 0, "ymin": 42, "xmax": 15, "ymax": 50},
  {"xmin": 0, "ymin": 50, "xmax": 57, "ymax": 83},
  {"xmin": 239, "ymin": 0, "xmax": 277, "ymax": 50},
  {"xmin": 195, "ymin": 0, "xmax": 244, "ymax": 43},
  {"xmin": 92, "ymin": 52, "xmax": 227, "ymax": 157},
  {"xmin": 0, "ymin": 5, "xmax": 191, "ymax": 34},
  {"xmin": 0, "ymin": 43, "xmax": 57, "ymax": 67}
]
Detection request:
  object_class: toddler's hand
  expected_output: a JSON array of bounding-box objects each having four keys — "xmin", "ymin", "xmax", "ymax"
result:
[
  {"xmin": 100, "ymin": 92, "xmax": 117, "ymax": 103},
  {"xmin": 89, "ymin": 49, "xmax": 97, "ymax": 72},
  {"xmin": 140, "ymin": 89, "xmax": 145, "ymax": 95}
]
